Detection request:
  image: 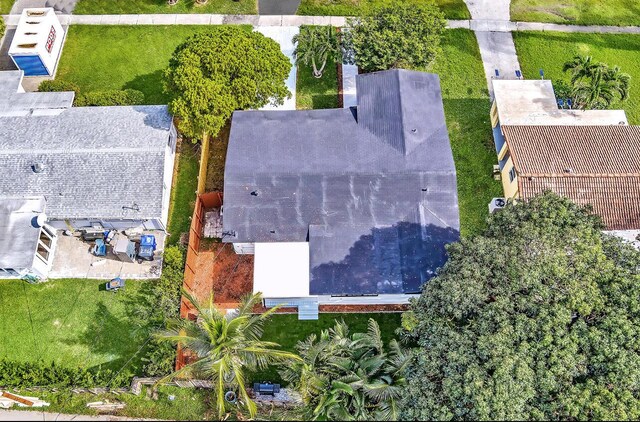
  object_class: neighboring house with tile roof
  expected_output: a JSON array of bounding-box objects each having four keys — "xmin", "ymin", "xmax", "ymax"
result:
[
  {"xmin": 490, "ymin": 79, "xmax": 639, "ymax": 232},
  {"xmin": 0, "ymin": 70, "xmax": 177, "ymax": 279},
  {"xmin": 223, "ymin": 69, "xmax": 460, "ymax": 318},
  {"xmin": 501, "ymin": 125, "xmax": 640, "ymax": 230}
]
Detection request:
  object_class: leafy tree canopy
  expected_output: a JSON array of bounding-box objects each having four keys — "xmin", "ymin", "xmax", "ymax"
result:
[
  {"xmin": 401, "ymin": 193, "xmax": 640, "ymax": 421},
  {"xmin": 156, "ymin": 292, "xmax": 300, "ymax": 419},
  {"xmin": 282, "ymin": 319, "xmax": 409, "ymax": 421},
  {"xmin": 563, "ymin": 55, "xmax": 630, "ymax": 110},
  {"xmin": 164, "ymin": 27, "xmax": 291, "ymax": 139},
  {"xmin": 344, "ymin": 3, "xmax": 445, "ymax": 72}
]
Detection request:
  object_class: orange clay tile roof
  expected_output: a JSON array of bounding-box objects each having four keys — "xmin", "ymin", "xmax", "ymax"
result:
[{"xmin": 502, "ymin": 125, "xmax": 640, "ymax": 230}]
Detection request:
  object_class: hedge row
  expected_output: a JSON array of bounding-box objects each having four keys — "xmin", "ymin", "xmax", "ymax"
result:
[
  {"xmin": 38, "ymin": 80, "xmax": 145, "ymax": 107},
  {"xmin": 0, "ymin": 359, "xmax": 130, "ymax": 388}
]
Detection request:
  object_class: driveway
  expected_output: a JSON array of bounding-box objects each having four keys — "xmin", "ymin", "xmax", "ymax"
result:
[
  {"xmin": 255, "ymin": 26, "xmax": 299, "ymax": 111},
  {"xmin": 258, "ymin": 0, "xmax": 300, "ymax": 15},
  {"xmin": 463, "ymin": 0, "xmax": 510, "ymax": 21},
  {"xmin": 475, "ymin": 31, "xmax": 521, "ymax": 95}
]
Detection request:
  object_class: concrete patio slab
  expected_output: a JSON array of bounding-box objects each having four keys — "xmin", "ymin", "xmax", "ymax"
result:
[{"xmin": 48, "ymin": 231, "xmax": 165, "ymax": 280}]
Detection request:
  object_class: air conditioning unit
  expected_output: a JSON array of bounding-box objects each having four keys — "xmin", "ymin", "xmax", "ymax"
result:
[{"xmin": 489, "ymin": 197, "xmax": 507, "ymax": 214}]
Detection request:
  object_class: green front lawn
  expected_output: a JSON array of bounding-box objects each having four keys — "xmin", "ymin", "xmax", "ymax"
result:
[
  {"xmin": 298, "ymin": 0, "xmax": 470, "ymax": 19},
  {"xmin": 0, "ymin": 279, "xmax": 157, "ymax": 376},
  {"xmin": 74, "ymin": 0, "xmax": 257, "ymax": 15},
  {"xmin": 514, "ymin": 31, "xmax": 640, "ymax": 124},
  {"xmin": 295, "ymin": 27, "xmax": 339, "ymax": 110},
  {"xmin": 55, "ymin": 25, "xmax": 219, "ymax": 105},
  {"xmin": 433, "ymin": 29, "xmax": 502, "ymax": 236},
  {"xmin": 511, "ymin": 0, "xmax": 640, "ymax": 26}
]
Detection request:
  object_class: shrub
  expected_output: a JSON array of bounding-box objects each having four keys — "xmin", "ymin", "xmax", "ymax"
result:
[
  {"xmin": 0, "ymin": 359, "xmax": 129, "ymax": 388},
  {"xmin": 141, "ymin": 246, "xmax": 186, "ymax": 377},
  {"xmin": 38, "ymin": 79, "xmax": 81, "ymax": 96},
  {"xmin": 75, "ymin": 89, "xmax": 145, "ymax": 107},
  {"xmin": 0, "ymin": 16, "xmax": 5, "ymax": 40}
]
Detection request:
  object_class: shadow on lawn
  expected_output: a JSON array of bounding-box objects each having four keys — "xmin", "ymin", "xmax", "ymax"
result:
[
  {"xmin": 124, "ymin": 69, "xmax": 169, "ymax": 105},
  {"xmin": 66, "ymin": 283, "xmax": 158, "ymax": 375}
]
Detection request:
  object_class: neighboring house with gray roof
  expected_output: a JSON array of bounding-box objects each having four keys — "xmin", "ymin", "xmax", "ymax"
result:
[
  {"xmin": 223, "ymin": 69, "xmax": 460, "ymax": 317},
  {"xmin": 0, "ymin": 71, "xmax": 177, "ymax": 279}
]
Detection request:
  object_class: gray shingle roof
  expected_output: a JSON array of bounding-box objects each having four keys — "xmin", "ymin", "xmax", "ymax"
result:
[
  {"xmin": 0, "ymin": 106, "xmax": 173, "ymax": 220},
  {"xmin": 223, "ymin": 69, "xmax": 460, "ymax": 295},
  {"xmin": 0, "ymin": 70, "xmax": 74, "ymax": 117},
  {"xmin": 0, "ymin": 196, "xmax": 45, "ymax": 268}
]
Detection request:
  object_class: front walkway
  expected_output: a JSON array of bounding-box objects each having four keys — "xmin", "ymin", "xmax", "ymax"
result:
[{"xmin": 255, "ymin": 25, "xmax": 299, "ymax": 111}]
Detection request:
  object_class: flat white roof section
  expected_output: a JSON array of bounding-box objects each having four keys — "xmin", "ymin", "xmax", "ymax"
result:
[
  {"xmin": 253, "ymin": 242, "xmax": 310, "ymax": 298},
  {"xmin": 0, "ymin": 196, "xmax": 45, "ymax": 268},
  {"xmin": 492, "ymin": 79, "xmax": 628, "ymax": 126}
]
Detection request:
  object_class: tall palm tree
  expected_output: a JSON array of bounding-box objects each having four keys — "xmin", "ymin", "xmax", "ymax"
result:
[
  {"xmin": 563, "ymin": 55, "xmax": 630, "ymax": 109},
  {"xmin": 293, "ymin": 25, "xmax": 342, "ymax": 78},
  {"xmin": 156, "ymin": 291, "xmax": 300, "ymax": 419},
  {"xmin": 282, "ymin": 319, "xmax": 410, "ymax": 421}
]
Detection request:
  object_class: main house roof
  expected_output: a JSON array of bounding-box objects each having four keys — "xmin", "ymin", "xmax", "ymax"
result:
[
  {"xmin": 224, "ymin": 69, "xmax": 460, "ymax": 295},
  {"xmin": 0, "ymin": 105, "xmax": 173, "ymax": 221},
  {"xmin": 502, "ymin": 125, "xmax": 640, "ymax": 230}
]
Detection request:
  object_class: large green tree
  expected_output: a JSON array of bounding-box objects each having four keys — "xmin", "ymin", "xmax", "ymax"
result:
[
  {"xmin": 164, "ymin": 27, "xmax": 291, "ymax": 140},
  {"xmin": 282, "ymin": 319, "xmax": 409, "ymax": 421},
  {"xmin": 563, "ymin": 55, "xmax": 630, "ymax": 110},
  {"xmin": 343, "ymin": 3, "xmax": 445, "ymax": 72},
  {"xmin": 156, "ymin": 292, "xmax": 300, "ymax": 419},
  {"xmin": 401, "ymin": 193, "xmax": 640, "ymax": 420}
]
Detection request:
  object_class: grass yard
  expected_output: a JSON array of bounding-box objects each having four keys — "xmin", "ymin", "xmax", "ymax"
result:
[
  {"xmin": 12, "ymin": 386, "xmax": 211, "ymax": 420},
  {"xmin": 298, "ymin": 0, "xmax": 470, "ymax": 19},
  {"xmin": 511, "ymin": 0, "xmax": 640, "ymax": 27},
  {"xmin": 167, "ymin": 142, "xmax": 200, "ymax": 246},
  {"xmin": 74, "ymin": 0, "xmax": 256, "ymax": 15},
  {"xmin": 0, "ymin": 279, "xmax": 157, "ymax": 376},
  {"xmin": 0, "ymin": 0, "xmax": 13, "ymax": 14},
  {"xmin": 254, "ymin": 312, "xmax": 402, "ymax": 383},
  {"xmin": 431, "ymin": 29, "xmax": 502, "ymax": 236},
  {"xmin": 55, "ymin": 25, "xmax": 222, "ymax": 105},
  {"xmin": 295, "ymin": 27, "xmax": 339, "ymax": 110},
  {"xmin": 514, "ymin": 31, "xmax": 640, "ymax": 124}
]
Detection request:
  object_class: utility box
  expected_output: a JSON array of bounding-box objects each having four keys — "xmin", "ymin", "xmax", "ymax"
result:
[
  {"xmin": 112, "ymin": 235, "xmax": 136, "ymax": 263},
  {"xmin": 9, "ymin": 8, "xmax": 65, "ymax": 77}
]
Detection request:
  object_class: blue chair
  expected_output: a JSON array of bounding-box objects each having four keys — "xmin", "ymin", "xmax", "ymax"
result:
[{"xmin": 92, "ymin": 238, "xmax": 106, "ymax": 256}]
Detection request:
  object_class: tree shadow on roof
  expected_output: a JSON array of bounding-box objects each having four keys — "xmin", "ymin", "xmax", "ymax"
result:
[{"xmin": 310, "ymin": 222, "xmax": 459, "ymax": 296}]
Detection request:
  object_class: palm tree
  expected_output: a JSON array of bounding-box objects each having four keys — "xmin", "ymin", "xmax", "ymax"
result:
[
  {"xmin": 293, "ymin": 25, "xmax": 342, "ymax": 78},
  {"xmin": 563, "ymin": 55, "xmax": 630, "ymax": 109},
  {"xmin": 282, "ymin": 319, "xmax": 410, "ymax": 421},
  {"xmin": 156, "ymin": 291, "xmax": 300, "ymax": 419}
]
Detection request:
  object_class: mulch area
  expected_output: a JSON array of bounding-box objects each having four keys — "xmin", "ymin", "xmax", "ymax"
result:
[
  {"xmin": 189, "ymin": 241, "xmax": 254, "ymax": 304},
  {"xmin": 319, "ymin": 304, "xmax": 409, "ymax": 313}
]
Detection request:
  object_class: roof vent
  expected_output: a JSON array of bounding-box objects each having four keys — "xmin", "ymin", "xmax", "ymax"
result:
[
  {"xmin": 564, "ymin": 168, "xmax": 573, "ymax": 174},
  {"xmin": 251, "ymin": 190, "xmax": 260, "ymax": 196},
  {"xmin": 411, "ymin": 128, "xmax": 417, "ymax": 133},
  {"xmin": 421, "ymin": 188, "xmax": 428, "ymax": 192},
  {"xmin": 32, "ymin": 163, "xmax": 45, "ymax": 173},
  {"xmin": 269, "ymin": 230, "xmax": 276, "ymax": 234}
]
